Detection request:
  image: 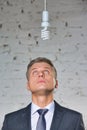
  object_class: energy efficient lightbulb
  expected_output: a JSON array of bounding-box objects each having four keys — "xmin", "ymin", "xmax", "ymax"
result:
[{"xmin": 41, "ymin": 11, "xmax": 50, "ymax": 40}]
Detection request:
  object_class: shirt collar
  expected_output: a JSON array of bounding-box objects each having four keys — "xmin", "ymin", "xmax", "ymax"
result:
[{"xmin": 31, "ymin": 100, "xmax": 55, "ymax": 115}]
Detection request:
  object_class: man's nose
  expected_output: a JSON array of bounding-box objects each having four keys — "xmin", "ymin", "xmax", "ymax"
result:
[{"xmin": 38, "ymin": 71, "xmax": 44, "ymax": 77}]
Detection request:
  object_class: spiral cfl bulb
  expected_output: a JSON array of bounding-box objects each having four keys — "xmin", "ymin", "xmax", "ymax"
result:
[{"xmin": 41, "ymin": 11, "xmax": 50, "ymax": 40}]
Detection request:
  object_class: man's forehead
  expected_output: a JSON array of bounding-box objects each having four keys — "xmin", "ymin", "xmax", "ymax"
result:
[{"xmin": 30, "ymin": 62, "xmax": 52, "ymax": 69}]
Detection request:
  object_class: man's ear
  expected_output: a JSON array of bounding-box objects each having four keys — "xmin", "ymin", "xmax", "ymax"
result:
[
  {"xmin": 55, "ymin": 80, "xmax": 58, "ymax": 88},
  {"xmin": 26, "ymin": 81, "xmax": 30, "ymax": 90}
]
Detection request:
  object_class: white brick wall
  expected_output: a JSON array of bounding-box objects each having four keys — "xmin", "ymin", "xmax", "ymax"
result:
[{"xmin": 0, "ymin": 0, "xmax": 87, "ymax": 129}]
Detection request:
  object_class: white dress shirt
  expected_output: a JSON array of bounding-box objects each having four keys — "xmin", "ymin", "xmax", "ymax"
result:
[{"xmin": 31, "ymin": 101, "xmax": 55, "ymax": 130}]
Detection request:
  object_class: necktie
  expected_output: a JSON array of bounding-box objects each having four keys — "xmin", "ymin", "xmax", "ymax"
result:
[{"xmin": 36, "ymin": 109, "xmax": 48, "ymax": 130}]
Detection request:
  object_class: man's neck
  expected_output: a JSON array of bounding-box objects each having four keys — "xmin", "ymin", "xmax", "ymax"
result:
[{"xmin": 32, "ymin": 94, "xmax": 53, "ymax": 108}]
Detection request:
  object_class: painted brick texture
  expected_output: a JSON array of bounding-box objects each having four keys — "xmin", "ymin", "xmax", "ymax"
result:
[{"xmin": 0, "ymin": 0, "xmax": 87, "ymax": 129}]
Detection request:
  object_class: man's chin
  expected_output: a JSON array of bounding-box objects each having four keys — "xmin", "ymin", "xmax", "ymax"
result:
[{"xmin": 33, "ymin": 88, "xmax": 54, "ymax": 95}]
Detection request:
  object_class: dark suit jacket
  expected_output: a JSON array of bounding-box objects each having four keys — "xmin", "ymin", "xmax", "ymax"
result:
[{"xmin": 2, "ymin": 101, "xmax": 85, "ymax": 130}]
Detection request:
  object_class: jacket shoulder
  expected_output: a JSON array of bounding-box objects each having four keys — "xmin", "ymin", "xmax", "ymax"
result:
[
  {"xmin": 54, "ymin": 101, "xmax": 82, "ymax": 117},
  {"xmin": 5, "ymin": 103, "xmax": 31, "ymax": 119}
]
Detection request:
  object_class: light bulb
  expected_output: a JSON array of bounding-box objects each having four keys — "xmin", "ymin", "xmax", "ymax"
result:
[
  {"xmin": 41, "ymin": 26, "xmax": 50, "ymax": 40},
  {"xmin": 41, "ymin": 11, "xmax": 50, "ymax": 40}
]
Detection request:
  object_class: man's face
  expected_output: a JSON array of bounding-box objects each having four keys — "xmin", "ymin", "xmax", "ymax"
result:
[{"xmin": 27, "ymin": 62, "xmax": 58, "ymax": 95}]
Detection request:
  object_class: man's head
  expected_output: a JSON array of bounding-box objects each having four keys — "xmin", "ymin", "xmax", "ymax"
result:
[
  {"xmin": 26, "ymin": 57, "xmax": 57, "ymax": 81},
  {"xmin": 26, "ymin": 57, "xmax": 58, "ymax": 96}
]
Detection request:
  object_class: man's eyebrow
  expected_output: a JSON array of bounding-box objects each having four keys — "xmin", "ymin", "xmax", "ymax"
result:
[
  {"xmin": 31, "ymin": 67, "xmax": 51, "ymax": 71},
  {"xmin": 30, "ymin": 68, "xmax": 37, "ymax": 71},
  {"xmin": 44, "ymin": 67, "xmax": 52, "ymax": 70}
]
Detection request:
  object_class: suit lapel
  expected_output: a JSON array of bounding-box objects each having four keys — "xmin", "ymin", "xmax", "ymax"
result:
[
  {"xmin": 50, "ymin": 101, "xmax": 65, "ymax": 130},
  {"xmin": 21, "ymin": 103, "xmax": 32, "ymax": 130}
]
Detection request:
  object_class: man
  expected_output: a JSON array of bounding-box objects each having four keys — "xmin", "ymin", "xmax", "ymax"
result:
[{"xmin": 2, "ymin": 57, "xmax": 85, "ymax": 130}]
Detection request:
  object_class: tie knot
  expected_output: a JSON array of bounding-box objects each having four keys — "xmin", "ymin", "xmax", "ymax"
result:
[{"xmin": 37, "ymin": 109, "xmax": 48, "ymax": 116}]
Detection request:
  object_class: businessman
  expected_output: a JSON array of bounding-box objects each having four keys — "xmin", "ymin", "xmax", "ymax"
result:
[{"xmin": 2, "ymin": 57, "xmax": 85, "ymax": 130}]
